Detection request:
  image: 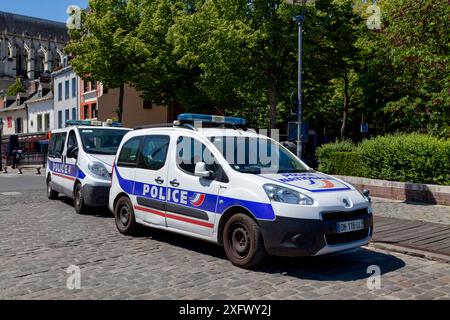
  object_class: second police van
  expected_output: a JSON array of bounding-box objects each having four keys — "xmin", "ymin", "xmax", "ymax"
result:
[
  {"xmin": 109, "ymin": 114, "xmax": 373, "ymax": 268},
  {"xmin": 46, "ymin": 120, "xmax": 131, "ymax": 214}
]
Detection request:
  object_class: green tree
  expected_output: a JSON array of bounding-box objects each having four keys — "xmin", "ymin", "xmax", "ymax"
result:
[
  {"xmin": 6, "ymin": 78, "xmax": 26, "ymax": 96},
  {"xmin": 65, "ymin": 0, "xmax": 143, "ymax": 122},
  {"xmin": 131, "ymin": 0, "xmax": 212, "ymax": 116},
  {"xmin": 168, "ymin": 0, "xmax": 306, "ymax": 129},
  {"xmin": 360, "ymin": 0, "xmax": 450, "ymax": 137}
]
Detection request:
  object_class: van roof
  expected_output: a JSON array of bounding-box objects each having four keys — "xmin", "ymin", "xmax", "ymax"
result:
[
  {"xmin": 51, "ymin": 126, "xmax": 131, "ymax": 133},
  {"xmin": 131, "ymin": 125, "xmax": 263, "ymax": 139}
]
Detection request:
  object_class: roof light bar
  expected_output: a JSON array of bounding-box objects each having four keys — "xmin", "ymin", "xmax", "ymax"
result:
[
  {"xmin": 177, "ymin": 113, "xmax": 247, "ymax": 126},
  {"xmin": 65, "ymin": 120, "xmax": 123, "ymax": 127}
]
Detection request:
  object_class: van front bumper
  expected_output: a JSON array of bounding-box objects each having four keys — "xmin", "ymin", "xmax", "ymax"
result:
[
  {"xmin": 82, "ymin": 184, "xmax": 110, "ymax": 207},
  {"xmin": 258, "ymin": 211, "xmax": 373, "ymax": 257}
]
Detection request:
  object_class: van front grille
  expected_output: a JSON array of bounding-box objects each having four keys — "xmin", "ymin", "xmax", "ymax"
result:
[{"xmin": 322, "ymin": 208, "xmax": 369, "ymax": 221}]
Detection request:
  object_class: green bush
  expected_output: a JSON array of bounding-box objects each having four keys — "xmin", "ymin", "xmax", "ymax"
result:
[
  {"xmin": 326, "ymin": 152, "xmax": 366, "ymax": 177},
  {"xmin": 358, "ymin": 134, "xmax": 450, "ymax": 185},
  {"xmin": 316, "ymin": 134, "xmax": 450, "ymax": 186},
  {"xmin": 316, "ymin": 140, "xmax": 356, "ymax": 173}
]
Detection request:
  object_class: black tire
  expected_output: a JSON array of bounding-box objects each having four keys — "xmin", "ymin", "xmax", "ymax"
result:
[
  {"xmin": 223, "ymin": 213, "xmax": 267, "ymax": 269},
  {"xmin": 47, "ymin": 176, "xmax": 58, "ymax": 200},
  {"xmin": 74, "ymin": 183, "xmax": 89, "ymax": 215},
  {"xmin": 114, "ymin": 196, "xmax": 139, "ymax": 236}
]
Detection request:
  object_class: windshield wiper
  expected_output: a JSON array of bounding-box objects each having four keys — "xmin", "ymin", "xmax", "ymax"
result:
[{"xmin": 86, "ymin": 151, "xmax": 115, "ymax": 155}]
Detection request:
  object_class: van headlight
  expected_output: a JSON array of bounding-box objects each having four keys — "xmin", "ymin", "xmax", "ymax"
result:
[
  {"xmin": 88, "ymin": 162, "xmax": 110, "ymax": 180},
  {"xmin": 263, "ymin": 184, "xmax": 314, "ymax": 205}
]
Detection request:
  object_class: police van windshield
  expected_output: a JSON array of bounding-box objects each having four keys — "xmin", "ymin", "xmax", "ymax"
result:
[
  {"xmin": 80, "ymin": 129, "xmax": 129, "ymax": 155},
  {"xmin": 209, "ymin": 136, "xmax": 309, "ymax": 174}
]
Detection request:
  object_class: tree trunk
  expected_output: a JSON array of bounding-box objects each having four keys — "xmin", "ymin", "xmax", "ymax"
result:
[
  {"xmin": 340, "ymin": 74, "xmax": 350, "ymax": 140},
  {"xmin": 268, "ymin": 84, "xmax": 277, "ymax": 132},
  {"xmin": 116, "ymin": 83, "xmax": 124, "ymax": 123}
]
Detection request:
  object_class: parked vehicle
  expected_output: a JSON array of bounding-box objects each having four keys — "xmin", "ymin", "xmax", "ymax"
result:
[
  {"xmin": 109, "ymin": 114, "xmax": 373, "ymax": 268},
  {"xmin": 46, "ymin": 120, "xmax": 131, "ymax": 214}
]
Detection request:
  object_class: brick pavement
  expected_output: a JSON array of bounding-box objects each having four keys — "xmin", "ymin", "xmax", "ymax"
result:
[{"xmin": 0, "ymin": 191, "xmax": 449, "ymax": 300}]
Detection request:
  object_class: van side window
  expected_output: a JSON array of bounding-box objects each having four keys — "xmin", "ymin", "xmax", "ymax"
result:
[
  {"xmin": 117, "ymin": 137, "xmax": 141, "ymax": 167},
  {"xmin": 176, "ymin": 136, "xmax": 217, "ymax": 175},
  {"xmin": 138, "ymin": 135, "xmax": 170, "ymax": 171},
  {"xmin": 49, "ymin": 133, "xmax": 67, "ymax": 158},
  {"xmin": 67, "ymin": 130, "xmax": 78, "ymax": 151}
]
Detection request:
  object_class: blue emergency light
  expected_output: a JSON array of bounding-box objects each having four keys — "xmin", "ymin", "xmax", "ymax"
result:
[{"xmin": 177, "ymin": 114, "xmax": 247, "ymax": 126}]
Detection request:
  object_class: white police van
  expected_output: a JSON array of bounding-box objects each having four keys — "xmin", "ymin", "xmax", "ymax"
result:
[
  {"xmin": 46, "ymin": 120, "xmax": 131, "ymax": 214},
  {"xmin": 109, "ymin": 114, "xmax": 373, "ymax": 268}
]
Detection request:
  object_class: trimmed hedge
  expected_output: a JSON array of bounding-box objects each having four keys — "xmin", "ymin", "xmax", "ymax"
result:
[
  {"xmin": 316, "ymin": 134, "xmax": 450, "ymax": 186},
  {"xmin": 316, "ymin": 140, "xmax": 356, "ymax": 173},
  {"xmin": 325, "ymin": 152, "xmax": 366, "ymax": 177}
]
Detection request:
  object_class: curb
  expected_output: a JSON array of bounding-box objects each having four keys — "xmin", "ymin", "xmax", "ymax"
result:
[{"xmin": 367, "ymin": 242, "xmax": 450, "ymax": 264}]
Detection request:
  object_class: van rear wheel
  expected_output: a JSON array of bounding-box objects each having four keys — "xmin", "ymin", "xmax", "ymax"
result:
[
  {"xmin": 223, "ymin": 214, "xmax": 267, "ymax": 269},
  {"xmin": 115, "ymin": 197, "xmax": 139, "ymax": 236}
]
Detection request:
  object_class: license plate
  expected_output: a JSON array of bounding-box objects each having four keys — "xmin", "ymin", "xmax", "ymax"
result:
[{"xmin": 337, "ymin": 219, "xmax": 364, "ymax": 234}]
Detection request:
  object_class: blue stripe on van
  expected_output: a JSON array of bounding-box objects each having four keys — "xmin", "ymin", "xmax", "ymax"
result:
[
  {"xmin": 114, "ymin": 165, "xmax": 275, "ymax": 220},
  {"xmin": 48, "ymin": 160, "xmax": 86, "ymax": 180}
]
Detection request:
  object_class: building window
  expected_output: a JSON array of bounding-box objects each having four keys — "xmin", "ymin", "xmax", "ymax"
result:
[
  {"xmin": 58, "ymin": 83, "xmax": 62, "ymax": 101},
  {"xmin": 84, "ymin": 105, "xmax": 89, "ymax": 120},
  {"xmin": 44, "ymin": 113, "xmax": 50, "ymax": 131},
  {"xmin": 83, "ymin": 80, "xmax": 90, "ymax": 93},
  {"xmin": 15, "ymin": 118, "xmax": 22, "ymax": 134},
  {"xmin": 143, "ymin": 100, "xmax": 153, "ymax": 110},
  {"xmin": 58, "ymin": 111, "xmax": 63, "ymax": 128},
  {"xmin": 92, "ymin": 80, "xmax": 97, "ymax": 91},
  {"xmin": 65, "ymin": 80, "xmax": 70, "ymax": 99},
  {"xmin": 7, "ymin": 117, "xmax": 12, "ymax": 128},
  {"xmin": 72, "ymin": 78, "xmax": 77, "ymax": 97},
  {"xmin": 72, "ymin": 108, "xmax": 77, "ymax": 120},
  {"xmin": 92, "ymin": 103, "xmax": 97, "ymax": 119},
  {"xmin": 37, "ymin": 114, "xmax": 43, "ymax": 132},
  {"xmin": 65, "ymin": 109, "xmax": 70, "ymax": 124}
]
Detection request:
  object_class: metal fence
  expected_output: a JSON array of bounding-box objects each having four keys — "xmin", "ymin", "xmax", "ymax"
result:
[{"xmin": 20, "ymin": 152, "xmax": 48, "ymax": 167}]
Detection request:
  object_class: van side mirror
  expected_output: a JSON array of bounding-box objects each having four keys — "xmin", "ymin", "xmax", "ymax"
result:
[
  {"xmin": 67, "ymin": 146, "xmax": 79, "ymax": 159},
  {"xmin": 195, "ymin": 162, "xmax": 212, "ymax": 179}
]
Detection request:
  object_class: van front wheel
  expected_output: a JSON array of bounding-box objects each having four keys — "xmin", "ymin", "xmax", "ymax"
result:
[
  {"xmin": 223, "ymin": 214, "xmax": 267, "ymax": 269},
  {"xmin": 74, "ymin": 183, "xmax": 89, "ymax": 215},
  {"xmin": 114, "ymin": 197, "xmax": 138, "ymax": 236},
  {"xmin": 47, "ymin": 177, "xmax": 58, "ymax": 200}
]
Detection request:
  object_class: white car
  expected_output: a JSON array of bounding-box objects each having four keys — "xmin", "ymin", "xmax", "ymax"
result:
[
  {"xmin": 109, "ymin": 114, "xmax": 373, "ymax": 268},
  {"xmin": 46, "ymin": 120, "xmax": 131, "ymax": 214}
]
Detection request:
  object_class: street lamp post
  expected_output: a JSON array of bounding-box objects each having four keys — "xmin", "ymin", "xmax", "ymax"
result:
[
  {"xmin": 287, "ymin": 0, "xmax": 309, "ymax": 160},
  {"xmin": 0, "ymin": 118, "xmax": 3, "ymax": 172}
]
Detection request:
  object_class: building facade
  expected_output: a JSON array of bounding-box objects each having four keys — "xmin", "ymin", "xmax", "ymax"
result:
[
  {"xmin": 53, "ymin": 66, "xmax": 80, "ymax": 129},
  {"xmin": 0, "ymin": 11, "xmax": 68, "ymax": 92},
  {"xmin": 0, "ymin": 92, "xmax": 29, "ymax": 135},
  {"xmin": 97, "ymin": 84, "xmax": 170, "ymax": 128},
  {"xmin": 27, "ymin": 83, "xmax": 53, "ymax": 133},
  {"xmin": 80, "ymin": 79, "xmax": 102, "ymax": 121}
]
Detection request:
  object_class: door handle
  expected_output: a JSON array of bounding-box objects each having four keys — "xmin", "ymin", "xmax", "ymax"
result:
[
  {"xmin": 170, "ymin": 179, "xmax": 180, "ymax": 187},
  {"xmin": 155, "ymin": 177, "xmax": 164, "ymax": 184}
]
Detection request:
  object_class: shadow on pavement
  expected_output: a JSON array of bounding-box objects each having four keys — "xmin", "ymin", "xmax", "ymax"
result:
[
  {"xmin": 134, "ymin": 227, "xmax": 406, "ymax": 282},
  {"xmin": 55, "ymin": 195, "xmax": 406, "ymax": 281},
  {"xmin": 58, "ymin": 196, "xmax": 114, "ymax": 218}
]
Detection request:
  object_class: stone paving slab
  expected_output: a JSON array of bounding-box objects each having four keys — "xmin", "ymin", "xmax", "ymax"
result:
[
  {"xmin": 371, "ymin": 197, "xmax": 450, "ymax": 225},
  {"xmin": 0, "ymin": 191, "xmax": 449, "ymax": 300}
]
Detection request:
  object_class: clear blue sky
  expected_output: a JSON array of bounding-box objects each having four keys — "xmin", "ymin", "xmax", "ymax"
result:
[{"xmin": 0, "ymin": 0, "xmax": 89, "ymax": 23}]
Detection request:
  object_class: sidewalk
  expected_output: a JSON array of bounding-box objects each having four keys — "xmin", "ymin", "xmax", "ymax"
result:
[{"xmin": 370, "ymin": 198, "xmax": 450, "ymax": 263}]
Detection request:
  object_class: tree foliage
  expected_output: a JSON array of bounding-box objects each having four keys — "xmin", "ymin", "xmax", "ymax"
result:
[
  {"xmin": 66, "ymin": 0, "xmax": 449, "ymax": 139},
  {"xmin": 6, "ymin": 78, "xmax": 26, "ymax": 97},
  {"xmin": 65, "ymin": 0, "xmax": 144, "ymax": 121}
]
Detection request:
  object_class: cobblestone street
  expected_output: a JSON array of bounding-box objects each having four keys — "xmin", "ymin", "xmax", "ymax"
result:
[{"xmin": 0, "ymin": 190, "xmax": 449, "ymax": 300}]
